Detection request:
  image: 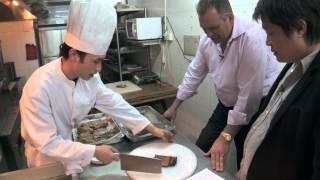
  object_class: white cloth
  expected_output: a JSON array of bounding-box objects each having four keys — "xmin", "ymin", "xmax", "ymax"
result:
[
  {"xmin": 65, "ymin": 0, "xmax": 117, "ymax": 55},
  {"xmin": 20, "ymin": 58, "xmax": 150, "ymax": 175}
]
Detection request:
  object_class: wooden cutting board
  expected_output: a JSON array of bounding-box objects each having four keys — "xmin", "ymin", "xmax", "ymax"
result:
[
  {"xmin": 105, "ymin": 81, "xmax": 142, "ymax": 94},
  {"xmin": 127, "ymin": 142, "xmax": 197, "ymax": 180}
]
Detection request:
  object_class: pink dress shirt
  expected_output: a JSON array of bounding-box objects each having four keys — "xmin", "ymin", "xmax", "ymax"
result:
[{"xmin": 177, "ymin": 17, "xmax": 284, "ymax": 125}]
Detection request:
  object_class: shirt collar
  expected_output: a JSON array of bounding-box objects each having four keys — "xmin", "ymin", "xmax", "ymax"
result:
[
  {"xmin": 227, "ymin": 17, "xmax": 246, "ymax": 44},
  {"xmin": 299, "ymin": 49, "xmax": 320, "ymax": 73},
  {"xmin": 55, "ymin": 57, "xmax": 76, "ymax": 86}
]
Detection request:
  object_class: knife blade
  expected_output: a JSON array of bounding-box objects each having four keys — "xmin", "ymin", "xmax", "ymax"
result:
[{"xmin": 119, "ymin": 153, "xmax": 162, "ymax": 173}]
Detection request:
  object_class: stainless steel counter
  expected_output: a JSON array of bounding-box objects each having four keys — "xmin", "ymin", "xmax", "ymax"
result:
[
  {"xmin": 80, "ymin": 132, "xmax": 235, "ymax": 180},
  {"xmin": 0, "ymin": 90, "xmax": 26, "ymax": 172}
]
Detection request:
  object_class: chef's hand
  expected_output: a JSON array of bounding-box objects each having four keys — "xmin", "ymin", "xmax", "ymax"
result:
[
  {"xmin": 145, "ymin": 124, "xmax": 175, "ymax": 142},
  {"xmin": 163, "ymin": 107, "xmax": 177, "ymax": 122},
  {"xmin": 204, "ymin": 135, "xmax": 231, "ymax": 172},
  {"xmin": 94, "ymin": 145, "xmax": 119, "ymax": 164}
]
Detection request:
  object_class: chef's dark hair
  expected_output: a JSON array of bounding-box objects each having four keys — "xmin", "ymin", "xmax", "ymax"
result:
[
  {"xmin": 253, "ymin": 0, "xmax": 320, "ymax": 45},
  {"xmin": 59, "ymin": 42, "xmax": 87, "ymax": 62},
  {"xmin": 196, "ymin": 0, "xmax": 233, "ymax": 16}
]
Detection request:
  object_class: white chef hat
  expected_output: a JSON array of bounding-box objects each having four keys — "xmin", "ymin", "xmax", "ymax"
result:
[{"xmin": 64, "ymin": 0, "xmax": 117, "ymax": 56}]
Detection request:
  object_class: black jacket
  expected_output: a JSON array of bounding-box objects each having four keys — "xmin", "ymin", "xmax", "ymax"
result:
[{"xmin": 247, "ymin": 52, "xmax": 320, "ymax": 180}]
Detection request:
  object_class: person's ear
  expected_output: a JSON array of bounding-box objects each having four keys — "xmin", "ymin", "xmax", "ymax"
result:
[
  {"xmin": 296, "ymin": 19, "xmax": 307, "ymax": 38},
  {"xmin": 68, "ymin": 48, "xmax": 80, "ymax": 62}
]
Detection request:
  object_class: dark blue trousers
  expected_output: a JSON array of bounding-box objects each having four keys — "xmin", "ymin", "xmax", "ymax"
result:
[{"xmin": 195, "ymin": 100, "xmax": 261, "ymax": 169}]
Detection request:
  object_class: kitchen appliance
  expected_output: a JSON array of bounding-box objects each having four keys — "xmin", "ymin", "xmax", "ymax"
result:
[
  {"xmin": 132, "ymin": 72, "xmax": 159, "ymax": 85},
  {"xmin": 126, "ymin": 17, "xmax": 162, "ymax": 40},
  {"xmin": 33, "ymin": 0, "xmax": 69, "ymax": 66},
  {"xmin": 119, "ymin": 153, "xmax": 162, "ymax": 173}
]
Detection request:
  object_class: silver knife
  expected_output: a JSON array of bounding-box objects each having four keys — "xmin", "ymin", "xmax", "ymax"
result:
[{"xmin": 119, "ymin": 153, "xmax": 162, "ymax": 173}]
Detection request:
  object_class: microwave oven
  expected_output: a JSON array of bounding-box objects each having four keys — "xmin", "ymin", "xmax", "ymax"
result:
[{"xmin": 126, "ymin": 17, "xmax": 162, "ymax": 40}]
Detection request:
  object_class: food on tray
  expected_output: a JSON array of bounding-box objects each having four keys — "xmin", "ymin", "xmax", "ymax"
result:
[
  {"xmin": 77, "ymin": 116, "xmax": 120, "ymax": 144},
  {"xmin": 154, "ymin": 155, "xmax": 177, "ymax": 167}
]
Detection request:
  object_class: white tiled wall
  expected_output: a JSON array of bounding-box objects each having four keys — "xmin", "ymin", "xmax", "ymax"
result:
[
  {"xmin": 230, "ymin": 0, "xmax": 259, "ymax": 20},
  {"xmin": 130, "ymin": 0, "xmax": 260, "ymax": 141},
  {"xmin": 0, "ymin": 20, "xmax": 39, "ymax": 79}
]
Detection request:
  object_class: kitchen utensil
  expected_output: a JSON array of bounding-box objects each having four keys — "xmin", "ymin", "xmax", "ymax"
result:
[
  {"xmin": 119, "ymin": 153, "xmax": 161, "ymax": 173},
  {"xmin": 126, "ymin": 142, "xmax": 197, "ymax": 180}
]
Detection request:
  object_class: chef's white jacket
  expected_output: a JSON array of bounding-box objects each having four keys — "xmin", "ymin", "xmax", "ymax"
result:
[{"xmin": 20, "ymin": 58, "xmax": 150, "ymax": 175}]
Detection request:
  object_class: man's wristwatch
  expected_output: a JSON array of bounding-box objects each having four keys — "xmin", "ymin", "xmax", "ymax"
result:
[{"xmin": 220, "ymin": 132, "xmax": 232, "ymax": 142}]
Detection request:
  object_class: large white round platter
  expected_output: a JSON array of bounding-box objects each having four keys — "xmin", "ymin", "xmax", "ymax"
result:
[{"xmin": 127, "ymin": 142, "xmax": 197, "ymax": 180}]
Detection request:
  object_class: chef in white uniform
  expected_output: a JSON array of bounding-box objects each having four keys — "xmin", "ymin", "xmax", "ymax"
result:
[{"xmin": 20, "ymin": 0, "xmax": 174, "ymax": 176}]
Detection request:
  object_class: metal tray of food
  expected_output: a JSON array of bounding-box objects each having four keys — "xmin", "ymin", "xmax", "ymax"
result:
[
  {"xmin": 119, "ymin": 106, "xmax": 175, "ymax": 142},
  {"xmin": 72, "ymin": 113, "xmax": 124, "ymax": 145}
]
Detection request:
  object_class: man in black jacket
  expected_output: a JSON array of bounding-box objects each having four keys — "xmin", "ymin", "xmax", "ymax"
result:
[{"xmin": 237, "ymin": 0, "xmax": 320, "ymax": 179}]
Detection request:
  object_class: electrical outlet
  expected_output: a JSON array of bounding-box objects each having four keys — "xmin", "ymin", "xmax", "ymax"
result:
[
  {"xmin": 164, "ymin": 31, "xmax": 174, "ymax": 41},
  {"xmin": 184, "ymin": 35, "xmax": 200, "ymax": 56}
]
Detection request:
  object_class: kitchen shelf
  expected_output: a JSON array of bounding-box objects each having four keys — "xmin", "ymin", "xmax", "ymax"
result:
[
  {"xmin": 127, "ymin": 39, "xmax": 162, "ymax": 47},
  {"xmin": 116, "ymin": 8, "xmax": 146, "ymax": 16},
  {"xmin": 106, "ymin": 7, "xmax": 151, "ymax": 82},
  {"xmin": 104, "ymin": 63, "xmax": 146, "ymax": 75},
  {"xmin": 108, "ymin": 46, "xmax": 146, "ymax": 55}
]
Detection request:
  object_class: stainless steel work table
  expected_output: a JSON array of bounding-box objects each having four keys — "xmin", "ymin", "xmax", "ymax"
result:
[{"xmin": 81, "ymin": 131, "xmax": 235, "ymax": 180}]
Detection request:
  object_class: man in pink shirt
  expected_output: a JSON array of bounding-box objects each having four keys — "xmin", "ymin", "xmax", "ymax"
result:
[{"xmin": 164, "ymin": 0, "xmax": 283, "ymax": 172}]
